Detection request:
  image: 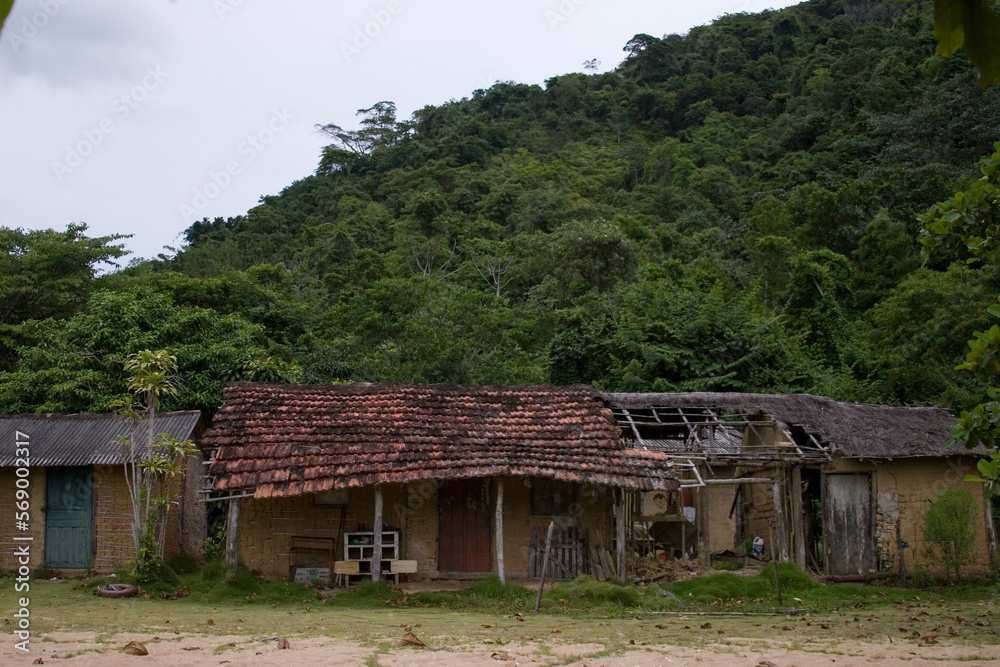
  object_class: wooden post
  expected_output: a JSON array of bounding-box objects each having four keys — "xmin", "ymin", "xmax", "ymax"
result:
[
  {"xmin": 699, "ymin": 486, "xmax": 709, "ymax": 567},
  {"xmin": 772, "ymin": 479, "xmax": 788, "ymax": 562},
  {"xmin": 225, "ymin": 497, "xmax": 241, "ymax": 571},
  {"xmin": 791, "ymin": 467, "xmax": 806, "ymax": 570},
  {"xmin": 534, "ymin": 520, "xmax": 555, "ymax": 613},
  {"xmin": 615, "ymin": 489, "xmax": 626, "ymax": 582},
  {"xmin": 985, "ymin": 495, "xmax": 998, "ymax": 574},
  {"xmin": 496, "ymin": 478, "xmax": 505, "ymax": 584},
  {"xmin": 372, "ymin": 484, "xmax": 383, "ymax": 582}
]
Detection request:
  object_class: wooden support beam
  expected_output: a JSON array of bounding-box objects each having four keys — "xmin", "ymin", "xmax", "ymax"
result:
[
  {"xmin": 791, "ymin": 467, "xmax": 806, "ymax": 571},
  {"xmin": 986, "ymin": 496, "xmax": 998, "ymax": 574},
  {"xmin": 496, "ymin": 477, "xmax": 505, "ymax": 584},
  {"xmin": 615, "ymin": 490, "xmax": 626, "ymax": 582},
  {"xmin": 225, "ymin": 497, "xmax": 241, "ymax": 571},
  {"xmin": 372, "ymin": 484, "xmax": 383, "ymax": 582},
  {"xmin": 702, "ymin": 478, "xmax": 774, "ymax": 485},
  {"xmin": 772, "ymin": 479, "xmax": 788, "ymax": 562},
  {"xmin": 698, "ymin": 486, "xmax": 709, "ymax": 567}
]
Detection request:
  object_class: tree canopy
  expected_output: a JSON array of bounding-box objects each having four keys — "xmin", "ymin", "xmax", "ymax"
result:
[{"xmin": 5, "ymin": 0, "xmax": 1000, "ymax": 417}]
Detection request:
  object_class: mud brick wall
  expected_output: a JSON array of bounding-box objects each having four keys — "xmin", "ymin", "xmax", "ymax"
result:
[
  {"xmin": 498, "ymin": 479, "xmax": 611, "ymax": 578},
  {"xmin": 238, "ymin": 484, "xmax": 408, "ymax": 578},
  {"xmin": 236, "ymin": 478, "xmax": 614, "ymax": 581},
  {"xmin": 741, "ymin": 467, "xmax": 781, "ymax": 554},
  {"xmin": 0, "ymin": 468, "xmax": 46, "ymax": 570},
  {"xmin": 826, "ymin": 457, "xmax": 992, "ymax": 576},
  {"xmin": 701, "ymin": 466, "xmax": 741, "ymax": 553}
]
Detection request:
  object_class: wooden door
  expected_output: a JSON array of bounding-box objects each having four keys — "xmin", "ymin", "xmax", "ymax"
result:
[
  {"xmin": 45, "ymin": 467, "xmax": 93, "ymax": 569},
  {"xmin": 438, "ymin": 478, "xmax": 491, "ymax": 573},
  {"xmin": 822, "ymin": 473, "xmax": 876, "ymax": 576}
]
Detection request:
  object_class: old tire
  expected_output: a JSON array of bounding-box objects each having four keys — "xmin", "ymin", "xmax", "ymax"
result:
[{"xmin": 97, "ymin": 583, "xmax": 137, "ymax": 598}]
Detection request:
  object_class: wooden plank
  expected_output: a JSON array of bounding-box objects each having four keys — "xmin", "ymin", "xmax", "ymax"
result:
[
  {"xmin": 390, "ymin": 560, "xmax": 417, "ymax": 574},
  {"xmin": 615, "ymin": 491, "xmax": 626, "ymax": 582},
  {"xmin": 590, "ymin": 544, "xmax": 605, "ymax": 581},
  {"xmin": 791, "ymin": 467, "xmax": 806, "ymax": 570},
  {"xmin": 772, "ymin": 479, "xmax": 788, "ymax": 562},
  {"xmin": 334, "ymin": 561, "xmax": 361, "ymax": 575},
  {"xmin": 823, "ymin": 473, "xmax": 876, "ymax": 576},
  {"xmin": 534, "ymin": 521, "xmax": 555, "ymax": 613},
  {"xmin": 600, "ymin": 549, "xmax": 615, "ymax": 579}
]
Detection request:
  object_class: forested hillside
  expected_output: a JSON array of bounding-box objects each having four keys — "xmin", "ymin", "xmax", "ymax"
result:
[{"xmin": 4, "ymin": 0, "xmax": 1000, "ymax": 416}]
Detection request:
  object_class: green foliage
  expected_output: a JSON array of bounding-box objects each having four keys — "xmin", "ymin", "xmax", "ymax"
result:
[
  {"xmin": 544, "ymin": 575, "xmax": 641, "ymax": 608},
  {"xmin": 927, "ymin": 0, "xmax": 1000, "ymax": 86},
  {"xmin": 666, "ymin": 563, "xmax": 816, "ymax": 605},
  {"xmin": 919, "ymin": 143, "xmax": 1000, "ymax": 266},
  {"xmin": 922, "ymin": 488, "xmax": 979, "ymax": 581},
  {"xmin": 0, "ymin": 1, "xmax": 12, "ymax": 34},
  {"xmin": 6, "ymin": 1, "xmax": 1000, "ymax": 415},
  {"xmin": 165, "ymin": 553, "xmax": 200, "ymax": 576},
  {"xmin": 0, "ymin": 224, "xmax": 128, "ymax": 371}
]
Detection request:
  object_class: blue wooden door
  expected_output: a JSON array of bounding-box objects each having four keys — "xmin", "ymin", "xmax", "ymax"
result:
[{"xmin": 45, "ymin": 467, "xmax": 93, "ymax": 569}]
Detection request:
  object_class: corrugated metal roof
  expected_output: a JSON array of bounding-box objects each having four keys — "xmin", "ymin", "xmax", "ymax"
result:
[{"xmin": 0, "ymin": 411, "xmax": 203, "ymax": 467}]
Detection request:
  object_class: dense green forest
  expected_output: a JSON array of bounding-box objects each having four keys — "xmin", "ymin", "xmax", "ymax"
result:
[{"xmin": 4, "ymin": 0, "xmax": 1000, "ymax": 417}]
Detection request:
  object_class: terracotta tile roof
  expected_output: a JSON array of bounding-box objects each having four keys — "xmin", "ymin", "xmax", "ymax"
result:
[{"xmin": 205, "ymin": 383, "xmax": 677, "ymax": 498}]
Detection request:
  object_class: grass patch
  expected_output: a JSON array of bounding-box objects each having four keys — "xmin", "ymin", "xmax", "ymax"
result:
[{"xmin": 326, "ymin": 575, "xmax": 534, "ymax": 612}]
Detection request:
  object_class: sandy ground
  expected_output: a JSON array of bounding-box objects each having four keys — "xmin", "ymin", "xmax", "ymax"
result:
[{"xmin": 3, "ymin": 631, "xmax": 1000, "ymax": 666}]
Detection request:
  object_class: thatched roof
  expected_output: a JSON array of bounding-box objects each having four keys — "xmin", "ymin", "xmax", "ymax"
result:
[
  {"xmin": 603, "ymin": 392, "xmax": 980, "ymax": 459},
  {"xmin": 205, "ymin": 382, "xmax": 678, "ymax": 498}
]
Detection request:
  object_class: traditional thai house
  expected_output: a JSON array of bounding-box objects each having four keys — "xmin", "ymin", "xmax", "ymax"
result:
[
  {"xmin": 203, "ymin": 382, "xmax": 678, "ymax": 583},
  {"xmin": 0, "ymin": 411, "xmax": 206, "ymax": 573},
  {"xmin": 604, "ymin": 392, "xmax": 997, "ymax": 579}
]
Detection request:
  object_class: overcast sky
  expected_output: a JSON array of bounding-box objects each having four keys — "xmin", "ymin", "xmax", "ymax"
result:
[{"xmin": 0, "ymin": 0, "xmax": 802, "ymax": 262}]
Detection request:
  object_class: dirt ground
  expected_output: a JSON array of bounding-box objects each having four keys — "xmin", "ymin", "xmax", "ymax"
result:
[{"xmin": 3, "ymin": 629, "xmax": 1000, "ymax": 666}]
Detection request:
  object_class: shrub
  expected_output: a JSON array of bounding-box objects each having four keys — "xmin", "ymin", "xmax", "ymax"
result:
[
  {"xmin": 923, "ymin": 488, "xmax": 978, "ymax": 582},
  {"xmin": 165, "ymin": 553, "xmax": 199, "ymax": 575}
]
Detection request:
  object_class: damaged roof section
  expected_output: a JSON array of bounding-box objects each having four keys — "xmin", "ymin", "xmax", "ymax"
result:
[
  {"xmin": 206, "ymin": 382, "xmax": 679, "ymax": 499},
  {"xmin": 604, "ymin": 392, "xmax": 974, "ymax": 460},
  {"xmin": 606, "ymin": 403, "xmax": 827, "ymax": 464}
]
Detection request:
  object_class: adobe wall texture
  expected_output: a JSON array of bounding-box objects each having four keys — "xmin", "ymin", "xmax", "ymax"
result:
[
  {"xmin": 236, "ymin": 478, "xmax": 614, "ymax": 581},
  {"xmin": 825, "ymin": 456, "xmax": 992, "ymax": 576},
  {"xmin": 700, "ymin": 467, "xmax": 741, "ymax": 554},
  {"xmin": 0, "ymin": 468, "xmax": 46, "ymax": 570}
]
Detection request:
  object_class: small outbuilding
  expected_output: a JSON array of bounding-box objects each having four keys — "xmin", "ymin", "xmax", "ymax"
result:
[
  {"xmin": 0, "ymin": 411, "xmax": 206, "ymax": 573},
  {"xmin": 204, "ymin": 382, "xmax": 678, "ymax": 583}
]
